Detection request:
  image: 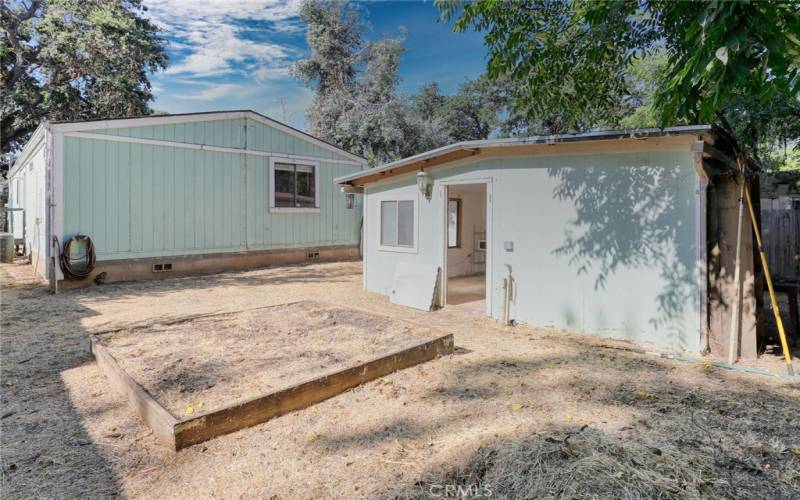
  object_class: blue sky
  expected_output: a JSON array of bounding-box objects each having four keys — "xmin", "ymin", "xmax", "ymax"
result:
[{"xmin": 144, "ymin": 1, "xmax": 488, "ymax": 130}]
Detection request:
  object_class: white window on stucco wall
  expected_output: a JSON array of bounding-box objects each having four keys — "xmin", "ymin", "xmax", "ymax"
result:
[{"xmin": 379, "ymin": 199, "xmax": 416, "ymax": 252}]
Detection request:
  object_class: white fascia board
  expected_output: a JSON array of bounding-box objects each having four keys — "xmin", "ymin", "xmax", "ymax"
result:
[
  {"xmin": 51, "ymin": 111, "xmax": 247, "ymax": 133},
  {"xmin": 244, "ymin": 112, "xmax": 367, "ymax": 165},
  {"xmin": 51, "ymin": 110, "xmax": 368, "ymax": 166},
  {"xmin": 335, "ymin": 126, "xmax": 711, "ymax": 185},
  {"xmin": 351, "ymin": 151, "xmax": 491, "ymax": 190},
  {"xmin": 8, "ymin": 123, "xmax": 48, "ymax": 179},
  {"xmin": 62, "ymin": 131, "xmax": 363, "ymax": 166}
]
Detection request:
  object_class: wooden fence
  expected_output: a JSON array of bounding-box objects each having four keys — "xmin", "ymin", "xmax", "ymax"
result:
[{"xmin": 761, "ymin": 209, "xmax": 800, "ymax": 280}]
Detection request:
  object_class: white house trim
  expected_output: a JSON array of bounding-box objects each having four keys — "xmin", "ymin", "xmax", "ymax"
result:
[
  {"xmin": 362, "ymin": 185, "xmax": 369, "ymax": 289},
  {"xmin": 8, "ymin": 124, "xmax": 47, "ymax": 179},
  {"xmin": 361, "ymin": 154, "xmax": 492, "ymax": 191},
  {"xmin": 336, "ymin": 131, "xmax": 705, "ymax": 186},
  {"xmin": 52, "ymin": 130, "xmax": 65, "ymax": 282},
  {"xmin": 438, "ymin": 178, "xmax": 494, "ymax": 316},
  {"xmin": 692, "ymin": 144, "xmax": 710, "ymax": 352},
  {"xmin": 244, "ymin": 112, "xmax": 365, "ymax": 164},
  {"xmin": 52, "ymin": 111, "xmax": 245, "ymax": 133},
  {"xmin": 52, "ymin": 110, "xmax": 366, "ymax": 164},
  {"xmin": 62, "ymin": 131, "xmax": 363, "ymax": 166}
]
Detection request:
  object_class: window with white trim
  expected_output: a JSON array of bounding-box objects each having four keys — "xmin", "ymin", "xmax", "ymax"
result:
[
  {"xmin": 380, "ymin": 200, "xmax": 414, "ymax": 248},
  {"xmin": 272, "ymin": 162, "xmax": 317, "ymax": 209}
]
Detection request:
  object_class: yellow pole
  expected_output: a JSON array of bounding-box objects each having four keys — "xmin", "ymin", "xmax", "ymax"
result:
[{"xmin": 742, "ymin": 179, "xmax": 795, "ymax": 376}]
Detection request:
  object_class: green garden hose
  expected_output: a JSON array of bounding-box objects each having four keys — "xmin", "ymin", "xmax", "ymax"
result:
[{"xmin": 59, "ymin": 235, "xmax": 96, "ymax": 280}]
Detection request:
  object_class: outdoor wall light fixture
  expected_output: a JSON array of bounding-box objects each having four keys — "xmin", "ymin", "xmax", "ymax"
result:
[{"xmin": 417, "ymin": 170, "xmax": 432, "ymax": 200}]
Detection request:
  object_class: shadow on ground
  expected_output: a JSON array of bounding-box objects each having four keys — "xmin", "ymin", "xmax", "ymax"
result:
[
  {"xmin": 383, "ymin": 345, "xmax": 800, "ymax": 499},
  {"xmin": 1, "ymin": 263, "xmax": 123, "ymax": 497}
]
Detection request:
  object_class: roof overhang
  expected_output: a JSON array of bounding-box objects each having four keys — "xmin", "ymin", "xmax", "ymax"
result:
[{"xmin": 335, "ymin": 125, "xmax": 716, "ymax": 187}]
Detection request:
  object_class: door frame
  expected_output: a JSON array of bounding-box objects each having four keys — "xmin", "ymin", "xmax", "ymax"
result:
[{"xmin": 439, "ymin": 178, "xmax": 493, "ymax": 316}]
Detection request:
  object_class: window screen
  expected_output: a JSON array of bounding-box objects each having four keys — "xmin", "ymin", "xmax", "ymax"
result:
[
  {"xmin": 380, "ymin": 199, "xmax": 414, "ymax": 248},
  {"xmin": 295, "ymin": 164, "xmax": 315, "ymax": 208},
  {"xmin": 273, "ymin": 162, "xmax": 316, "ymax": 208},
  {"xmin": 398, "ymin": 200, "xmax": 414, "ymax": 246},
  {"xmin": 381, "ymin": 201, "xmax": 397, "ymax": 246}
]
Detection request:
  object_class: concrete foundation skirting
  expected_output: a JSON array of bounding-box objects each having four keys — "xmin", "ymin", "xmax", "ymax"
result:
[{"xmin": 57, "ymin": 245, "xmax": 360, "ymax": 289}]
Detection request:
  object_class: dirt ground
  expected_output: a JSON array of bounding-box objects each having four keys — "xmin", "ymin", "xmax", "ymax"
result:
[
  {"xmin": 1, "ymin": 260, "xmax": 799, "ymax": 499},
  {"xmin": 99, "ymin": 300, "xmax": 441, "ymax": 416}
]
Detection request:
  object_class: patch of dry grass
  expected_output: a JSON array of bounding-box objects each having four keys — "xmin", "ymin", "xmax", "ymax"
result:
[
  {"xmin": 396, "ymin": 387, "xmax": 800, "ymax": 499},
  {"xmin": 2, "ymin": 260, "xmax": 799, "ymax": 499},
  {"xmin": 98, "ymin": 300, "xmax": 441, "ymax": 416}
]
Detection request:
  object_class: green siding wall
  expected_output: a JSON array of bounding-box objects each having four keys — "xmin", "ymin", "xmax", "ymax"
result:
[
  {"xmin": 62, "ymin": 129, "xmax": 362, "ymax": 260},
  {"xmin": 93, "ymin": 116, "xmax": 353, "ymax": 162}
]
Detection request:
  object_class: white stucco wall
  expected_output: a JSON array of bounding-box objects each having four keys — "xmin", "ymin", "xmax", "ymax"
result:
[{"xmin": 363, "ymin": 147, "xmax": 701, "ymax": 352}]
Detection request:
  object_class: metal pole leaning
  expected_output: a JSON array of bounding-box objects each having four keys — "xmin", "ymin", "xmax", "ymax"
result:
[{"xmin": 742, "ymin": 177, "xmax": 794, "ymax": 376}]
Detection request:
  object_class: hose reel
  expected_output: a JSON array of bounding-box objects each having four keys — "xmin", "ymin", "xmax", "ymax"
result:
[{"xmin": 59, "ymin": 235, "xmax": 96, "ymax": 281}]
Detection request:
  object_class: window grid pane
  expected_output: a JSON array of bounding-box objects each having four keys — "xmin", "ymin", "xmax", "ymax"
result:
[
  {"xmin": 397, "ymin": 200, "xmax": 414, "ymax": 247},
  {"xmin": 295, "ymin": 164, "xmax": 315, "ymax": 208},
  {"xmin": 274, "ymin": 164, "xmax": 295, "ymax": 207},
  {"xmin": 381, "ymin": 201, "xmax": 398, "ymax": 246}
]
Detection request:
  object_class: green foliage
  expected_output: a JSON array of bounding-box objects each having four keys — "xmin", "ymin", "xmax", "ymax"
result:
[
  {"xmin": 293, "ymin": 0, "xmax": 407, "ymax": 164},
  {"xmin": 1, "ymin": 0, "xmax": 167, "ymax": 173},
  {"xmin": 438, "ymin": 0, "xmax": 645, "ymax": 133},
  {"xmin": 410, "ymin": 75, "xmax": 504, "ymax": 143},
  {"xmin": 294, "ymin": 1, "xmax": 505, "ymax": 165},
  {"xmin": 438, "ymin": 0, "xmax": 800, "ymax": 164},
  {"xmin": 619, "ymin": 47, "xmax": 669, "ymax": 129}
]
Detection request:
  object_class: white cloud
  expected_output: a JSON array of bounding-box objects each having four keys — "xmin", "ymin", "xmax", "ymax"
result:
[
  {"xmin": 252, "ymin": 64, "xmax": 291, "ymax": 82},
  {"xmin": 143, "ymin": 0, "xmax": 303, "ymax": 78},
  {"xmin": 173, "ymin": 83, "xmax": 251, "ymax": 101}
]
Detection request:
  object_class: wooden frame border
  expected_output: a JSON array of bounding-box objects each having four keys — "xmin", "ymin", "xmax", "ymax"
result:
[
  {"xmin": 91, "ymin": 332, "xmax": 454, "ymax": 451},
  {"xmin": 91, "ymin": 337, "xmax": 179, "ymax": 448}
]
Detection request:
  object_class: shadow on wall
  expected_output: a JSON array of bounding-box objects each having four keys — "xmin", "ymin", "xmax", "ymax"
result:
[{"xmin": 547, "ymin": 163, "xmax": 696, "ymax": 349}]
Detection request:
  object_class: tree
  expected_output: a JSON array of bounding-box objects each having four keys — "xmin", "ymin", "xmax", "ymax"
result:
[
  {"xmin": 291, "ymin": 0, "xmax": 361, "ymax": 140},
  {"xmin": 407, "ymin": 75, "xmax": 505, "ymax": 148},
  {"xmin": 618, "ymin": 47, "xmax": 670, "ymax": 130},
  {"xmin": 294, "ymin": 1, "xmax": 509, "ymax": 163},
  {"xmin": 436, "ymin": 75, "xmax": 504, "ymax": 141},
  {"xmin": 1, "ymin": 0, "xmax": 167, "ymax": 174},
  {"xmin": 438, "ymin": 0, "xmax": 800, "ymax": 165},
  {"xmin": 294, "ymin": 0, "xmax": 416, "ymax": 164}
]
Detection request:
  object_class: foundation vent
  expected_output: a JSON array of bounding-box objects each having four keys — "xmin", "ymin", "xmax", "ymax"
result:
[
  {"xmin": 306, "ymin": 251, "xmax": 320, "ymax": 260},
  {"xmin": 152, "ymin": 263, "xmax": 173, "ymax": 273}
]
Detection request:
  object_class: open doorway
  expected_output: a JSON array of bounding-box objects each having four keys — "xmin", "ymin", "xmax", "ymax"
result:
[{"xmin": 444, "ymin": 183, "xmax": 488, "ymax": 313}]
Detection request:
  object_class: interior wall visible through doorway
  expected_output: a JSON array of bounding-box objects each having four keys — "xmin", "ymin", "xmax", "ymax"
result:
[{"xmin": 446, "ymin": 184, "xmax": 487, "ymax": 279}]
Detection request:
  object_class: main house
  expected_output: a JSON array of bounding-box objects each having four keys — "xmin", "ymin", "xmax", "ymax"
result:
[
  {"xmin": 8, "ymin": 110, "xmax": 366, "ymax": 288},
  {"xmin": 336, "ymin": 126, "xmax": 760, "ymax": 357}
]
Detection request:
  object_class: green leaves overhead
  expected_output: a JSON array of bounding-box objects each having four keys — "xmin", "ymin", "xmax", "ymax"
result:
[
  {"xmin": 1, "ymin": 0, "xmax": 167, "ymax": 172},
  {"xmin": 438, "ymin": 0, "xmax": 800, "ymax": 162}
]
